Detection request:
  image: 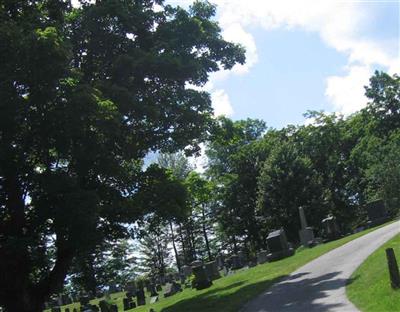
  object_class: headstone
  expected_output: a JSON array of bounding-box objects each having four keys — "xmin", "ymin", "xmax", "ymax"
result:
[
  {"xmin": 386, "ymin": 248, "xmax": 400, "ymax": 289},
  {"xmin": 123, "ymin": 298, "xmax": 132, "ymax": 311},
  {"xmin": 81, "ymin": 305, "xmax": 99, "ymax": 312},
  {"xmin": 165, "ymin": 274, "xmax": 173, "ymax": 283},
  {"xmin": 80, "ymin": 295, "xmax": 90, "ymax": 306},
  {"xmin": 190, "ymin": 260, "xmax": 203, "ymax": 267},
  {"xmin": 266, "ymin": 228, "xmax": 294, "ymax": 261},
  {"xmin": 148, "ymin": 283, "xmax": 158, "ymax": 297},
  {"xmin": 125, "ymin": 281, "xmax": 137, "ymax": 294},
  {"xmin": 238, "ymin": 251, "xmax": 247, "ymax": 267},
  {"xmin": 321, "ymin": 215, "xmax": 341, "ymax": 241},
  {"xmin": 204, "ymin": 261, "xmax": 221, "ymax": 280},
  {"xmin": 158, "ymin": 275, "xmax": 166, "ymax": 285},
  {"xmin": 191, "ymin": 264, "xmax": 212, "ymax": 290},
  {"xmin": 144, "ymin": 279, "xmax": 151, "ymax": 291},
  {"xmin": 51, "ymin": 308, "xmax": 61, "ymax": 312},
  {"xmin": 227, "ymin": 254, "xmax": 243, "ymax": 270},
  {"xmin": 136, "ymin": 288, "xmax": 146, "ymax": 306},
  {"xmin": 173, "ymin": 272, "xmax": 180, "ymax": 281},
  {"xmin": 180, "ymin": 265, "xmax": 192, "ymax": 278},
  {"xmin": 65, "ymin": 308, "xmax": 70, "ymax": 312},
  {"xmin": 257, "ymin": 250, "xmax": 268, "ymax": 264},
  {"xmin": 156, "ymin": 284, "xmax": 162, "ymax": 292},
  {"xmin": 57, "ymin": 295, "xmax": 63, "ymax": 306},
  {"xmin": 150, "ymin": 296, "xmax": 159, "ymax": 304},
  {"xmin": 215, "ymin": 254, "xmax": 225, "ymax": 269},
  {"xmin": 298, "ymin": 206, "xmax": 315, "ymax": 247},
  {"xmin": 98, "ymin": 300, "xmax": 110, "ymax": 312},
  {"xmin": 163, "ymin": 281, "xmax": 182, "ymax": 297},
  {"xmin": 366, "ymin": 199, "xmax": 389, "ymax": 227},
  {"xmin": 248, "ymin": 259, "xmax": 257, "ymax": 267}
]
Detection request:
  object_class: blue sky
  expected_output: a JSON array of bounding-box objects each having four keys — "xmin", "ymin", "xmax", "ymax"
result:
[{"xmin": 185, "ymin": 0, "xmax": 400, "ymax": 129}]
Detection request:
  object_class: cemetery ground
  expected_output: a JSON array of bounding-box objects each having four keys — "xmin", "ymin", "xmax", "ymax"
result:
[
  {"xmin": 44, "ymin": 221, "xmax": 397, "ymax": 312},
  {"xmin": 347, "ymin": 233, "xmax": 400, "ymax": 312}
]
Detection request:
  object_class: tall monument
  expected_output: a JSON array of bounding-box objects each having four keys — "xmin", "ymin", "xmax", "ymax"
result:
[{"xmin": 298, "ymin": 206, "xmax": 315, "ymax": 247}]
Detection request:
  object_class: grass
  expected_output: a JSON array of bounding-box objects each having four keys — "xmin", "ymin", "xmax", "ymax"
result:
[
  {"xmin": 47, "ymin": 221, "xmax": 395, "ymax": 312},
  {"xmin": 347, "ymin": 233, "xmax": 400, "ymax": 312}
]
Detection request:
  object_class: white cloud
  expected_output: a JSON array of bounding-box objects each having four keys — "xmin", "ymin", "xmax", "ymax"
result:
[
  {"xmin": 325, "ymin": 65, "xmax": 371, "ymax": 116},
  {"xmin": 210, "ymin": 0, "xmax": 399, "ymax": 115},
  {"xmin": 222, "ymin": 23, "xmax": 258, "ymax": 74},
  {"xmin": 211, "ymin": 89, "xmax": 234, "ymax": 117}
]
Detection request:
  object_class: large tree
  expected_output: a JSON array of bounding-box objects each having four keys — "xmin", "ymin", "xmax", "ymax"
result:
[{"xmin": 0, "ymin": 0, "xmax": 245, "ymax": 310}]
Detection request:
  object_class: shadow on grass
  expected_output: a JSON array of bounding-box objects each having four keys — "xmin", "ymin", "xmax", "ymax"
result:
[
  {"xmin": 161, "ymin": 275, "xmax": 287, "ymax": 312},
  {"xmin": 345, "ymin": 274, "xmax": 360, "ymax": 286}
]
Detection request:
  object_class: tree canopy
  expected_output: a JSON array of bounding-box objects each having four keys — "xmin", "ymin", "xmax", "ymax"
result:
[{"xmin": 0, "ymin": 0, "xmax": 244, "ymax": 311}]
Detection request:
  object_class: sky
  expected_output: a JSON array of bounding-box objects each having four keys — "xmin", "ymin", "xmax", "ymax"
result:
[{"xmin": 174, "ymin": 0, "xmax": 400, "ymax": 129}]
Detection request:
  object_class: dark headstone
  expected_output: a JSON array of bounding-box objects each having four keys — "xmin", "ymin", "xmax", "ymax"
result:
[
  {"xmin": 321, "ymin": 215, "xmax": 341, "ymax": 241},
  {"xmin": 366, "ymin": 199, "xmax": 389, "ymax": 226},
  {"xmin": 190, "ymin": 260, "xmax": 203, "ymax": 267},
  {"xmin": 156, "ymin": 284, "xmax": 162, "ymax": 292},
  {"xmin": 257, "ymin": 250, "xmax": 268, "ymax": 264},
  {"xmin": 136, "ymin": 288, "xmax": 146, "ymax": 306},
  {"xmin": 148, "ymin": 283, "xmax": 158, "ymax": 297},
  {"xmin": 205, "ymin": 261, "xmax": 221, "ymax": 280},
  {"xmin": 125, "ymin": 281, "xmax": 137, "ymax": 294},
  {"xmin": 144, "ymin": 279, "xmax": 151, "ymax": 291},
  {"xmin": 81, "ymin": 305, "xmax": 99, "ymax": 312},
  {"xmin": 386, "ymin": 248, "xmax": 400, "ymax": 289},
  {"xmin": 123, "ymin": 298, "xmax": 131, "ymax": 311},
  {"xmin": 80, "ymin": 295, "xmax": 90, "ymax": 306},
  {"xmin": 215, "ymin": 254, "xmax": 225, "ymax": 269},
  {"xmin": 65, "ymin": 308, "xmax": 70, "ymax": 312},
  {"xmin": 191, "ymin": 264, "xmax": 212, "ymax": 290},
  {"xmin": 227, "ymin": 254, "xmax": 243, "ymax": 270},
  {"xmin": 266, "ymin": 228, "xmax": 294, "ymax": 261},
  {"xmin": 180, "ymin": 265, "xmax": 192, "ymax": 278},
  {"xmin": 62, "ymin": 294, "xmax": 72, "ymax": 305},
  {"xmin": 51, "ymin": 308, "xmax": 61, "ymax": 312},
  {"xmin": 109, "ymin": 284, "xmax": 118, "ymax": 293},
  {"xmin": 238, "ymin": 251, "xmax": 247, "ymax": 266},
  {"xmin": 98, "ymin": 300, "xmax": 110, "ymax": 312}
]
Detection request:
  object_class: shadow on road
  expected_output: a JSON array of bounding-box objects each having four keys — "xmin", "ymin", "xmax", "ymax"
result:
[{"xmin": 242, "ymin": 271, "xmax": 356, "ymax": 312}]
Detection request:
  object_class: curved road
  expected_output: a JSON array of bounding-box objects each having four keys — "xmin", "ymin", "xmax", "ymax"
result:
[{"xmin": 242, "ymin": 221, "xmax": 400, "ymax": 312}]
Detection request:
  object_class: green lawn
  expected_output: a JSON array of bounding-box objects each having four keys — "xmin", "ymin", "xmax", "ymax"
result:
[
  {"xmin": 133, "ymin": 222, "xmax": 394, "ymax": 312},
  {"xmin": 347, "ymin": 233, "xmax": 400, "ymax": 312}
]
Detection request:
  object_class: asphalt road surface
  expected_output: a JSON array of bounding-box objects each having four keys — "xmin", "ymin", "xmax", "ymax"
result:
[{"xmin": 241, "ymin": 220, "xmax": 400, "ymax": 312}]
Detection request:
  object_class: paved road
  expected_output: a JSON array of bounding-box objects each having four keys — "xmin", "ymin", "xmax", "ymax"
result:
[{"xmin": 242, "ymin": 221, "xmax": 400, "ymax": 312}]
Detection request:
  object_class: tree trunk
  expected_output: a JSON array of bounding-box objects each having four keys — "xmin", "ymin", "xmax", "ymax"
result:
[
  {"xmin": 232, "ymin": 235, "xmax": 238, "ymax": 254},
  {"xmin": 178, "ymin": 223, "xmax": 188, "ymax": 264},
  {"xmin": 201, "ymin": 205, "xmax": 213, "ymax": 261},
  {"xmin": 169, "ymin": 221, "xmax": 181, "ymax": 271}
]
